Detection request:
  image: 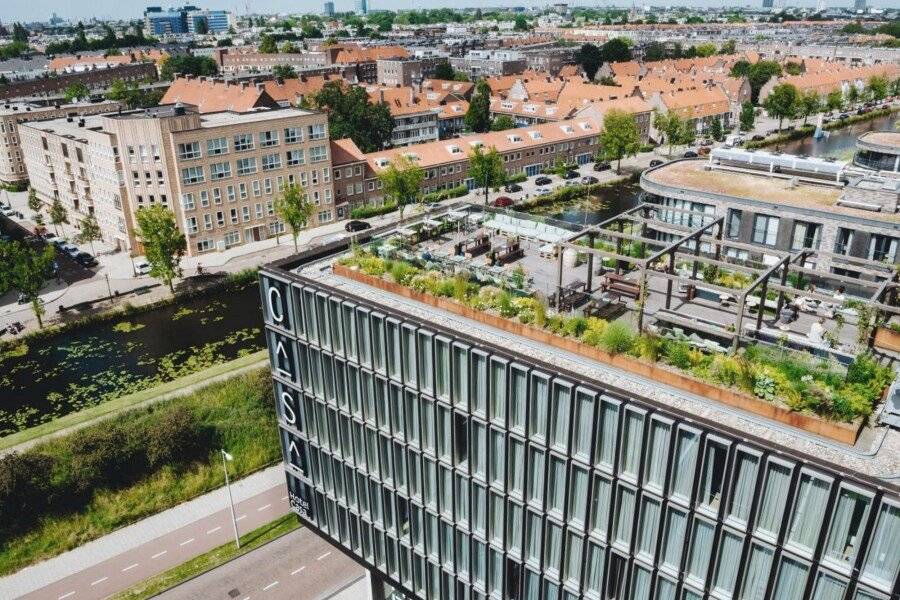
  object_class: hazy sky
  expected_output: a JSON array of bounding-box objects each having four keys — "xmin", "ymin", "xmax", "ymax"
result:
[{"xmin": 3, "ymin": 0, "xmax": 891, "ymax": 24}]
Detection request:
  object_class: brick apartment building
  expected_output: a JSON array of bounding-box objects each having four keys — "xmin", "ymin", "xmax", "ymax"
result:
[{"xmin": 0, "ymin": 63, "xmax": 158, "ymax": 101}]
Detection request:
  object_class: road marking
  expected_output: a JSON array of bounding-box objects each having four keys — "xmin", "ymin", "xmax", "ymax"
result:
[
  {"xmin": 281, "ymin": 495, "xmax": 288, "ymax": 501},
  {"xmin": 90, "ymin": 577, "xmax": 108, "ymax": 586},
  {"xmin": 257, "ymin": 503, "xmax": 272, "ymax": 511},
  {"xmin": 206, "ymin": 526, "xmax": 222, "ymax": 535},
  {"xmin": 151, "ymin": 550, "xmax": 168, "ymax": 559},
  {"xmin": 263, "ymin": 581, "xmax": 279, "ymax": 591},
  {"xmin": 236, "ymin": 514, "xmax": 247, "ymax": 521},
  {"xmin": 121, "ymin": 563, "xmax": 139, "ymax": 572},
  {"xmin": 291, "ymin": 566, "xmax": 306, "ymax": 575},
  {"xmin": 317, "ymin": 552, "xmax": 332, "ymax": 561},
  {"xmin": 58, "ymin": 592, "xmax": 75, "ymax": 600},
  {"xmin": 179, "ymin": 538, "xmax": 195, "ymax": 546}
]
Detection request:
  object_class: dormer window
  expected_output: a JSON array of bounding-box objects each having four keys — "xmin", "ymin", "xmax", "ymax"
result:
[
  {"xmin": 446, "ymin": 145, "xmax": 461, "ymax": 154},
  {"xmin": 507, "ymin": 134, "xmax": 522, "ymax": 143},
  {"xmin": 579, "ymin": 122, "xmax": 593, "ymax": 130},
  {"xmin": 375, "ymin": 157, "xmax": 391, "ymax": 168},
  {"xmin": 469, "ymin": 141, "xmax": 483, "ymax": 148},
  {"xmin": 528, "ymin": 131, "xmax": 542, "ymax": 140},
  {"xmin": 560, "ymin": 125, "xmax": 574, "ymax": 134}
]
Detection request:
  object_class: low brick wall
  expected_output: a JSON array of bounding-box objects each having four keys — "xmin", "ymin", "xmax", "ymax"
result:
[{"xmin": 333, "ymin": 263, "xmax": 863, "ymax": 445}]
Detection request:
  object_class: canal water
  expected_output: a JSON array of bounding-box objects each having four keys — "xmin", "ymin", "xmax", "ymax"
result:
[
  {"xmin": 540, "ymin": 113, "xmax": 898, "ymax": 225},
  {"xmin": 0, "ymin": 281, "xmax": 264, "ymax": 436}
]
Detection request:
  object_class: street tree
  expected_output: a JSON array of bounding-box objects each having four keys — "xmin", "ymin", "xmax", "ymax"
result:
[
  {"xmin": 312, "ymin": 82, "xmax": 393, "ymax": 152},
  {"xmin": 598, "ymin": 109, "xmax": 641, "ymax": 174},
  {"xmin": 464, "ymin": 80, "xmax": 492, "ymax": 133},
  {"xmin": 695, "ymin": 43, "xmax": 717, "ymax": 57},
  {"xmin": 739, "ymin": 102, "xmax": 755, "ymax": 132},
  {"xmin": 653, "ymin": 111, "xmax": 685, "ymax": 157},
  {"xmin": 159, "ymin": 55, "xmax": 218, "ymax": 80},
  {"xmin": 599, "ymin": 37, "xmax": 632, "ymax": 63},
  {"xmin": 866, "ymin": 75, "xmax": 888, "ymax": 102},
  {"xmin": 826, "ymin": 88, "xmax": 844, "ymax": 112},
  {"xmin": 576, "ymin": 43, "xmax": 602, "ymax": 80},
  {"xmin": 796, "ymin": 90, "xmax": 822, "ymax": 126},
  {"xmin": 709, "ymin": 116, "xmax": 724, "ymax": 142},
  {"xmin": 275, "ymin": 184, "xmax": 314, "ymax": 252},
  {"xmin": 433, "ymin": 61, "xmax": 454, "ymax": 80},
  {"xmin": 49, "ymin": 197, "xmax": 69, "ymax": 236},
  {"xmin": 490, "ymin": 115, "xmax": 515, "ymax": 131},
  {"xmin": 5, "ymin": 241, "xmax": 56, "ymax": 328},
  {"xmin": 76, "ymin": 215, "xmax": 102, "ymax": 254},
  {"xmin": 134, "ymin": 205, "xmax": 186, "ymax": 293},
  {"xmin": 258, "ymin": 34, "xmax": 278, "ymax": 53},
  {"xmin": 378, "ymin": 155, "xmax": 425, "ymax": 220},
  {"xmin": 272, "ymin": 65, "xmax": 297, "ymax": 79},
  {"xmin": 27, "ymin": 187, "xmax": 41, "ymax": 213},
  {"xmin": 762, "ymin": 83, "xmax": 799, "ymax": 131},
  {"xmin": 846, "ymin": 84, "xmax": 860, "ymax": 107},
  {"xmin": 468, "ymin": 146, "xmax": 506, "ymax": 205},
  {"xmin": 63, "ymin": 82, "xmax": 90, "ymax": 103}
]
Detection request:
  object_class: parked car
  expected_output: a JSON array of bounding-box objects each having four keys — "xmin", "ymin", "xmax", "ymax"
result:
[
  {"xmin": 535, "ymin": 187, "xmax": 551, "ymax": 195},
  {"xmin": 593, "ymin": 161, "xmax": 611, "ymax": 172},
  {"xmin": 75, "ymin": 252, "xmax": 98, "ymax": 267},
  {"xmin": 62, "ymin": 243, "xmax": 79, "ymax": 257},
  {"xmin": 0, "ymin": 200, "xmax": 10, "ymax": 211},
  {"xmin": 564, "ymin": 180, "xmax": 578, "ymax": 187},
  {"xmin": 649, "ymin": 159, "xmax": 665, "ymax": 167},
  {"xmin": 751, "ymin": 134, "xmax": 765, "ymax": 141},
  {"xmin": 580, "ymin": 176, "xmax": 599, "ymax": 185},
  {"xmin": 534, "ymin": 176, "xmax": 552, "ymax": 186},
  {"xmin": 563, "ymin": 170, "xmax": 579, "ymax": 180},
  {"xmin": 492, "ymin": 196, "xmax": 514, "ymax": 208},
  {"xmin": 683, "ymin": 150, "xmax": 699, "ymax": 158},
  {"xmin": 504, "ymin": 183, "xmax": 522, "ymax": 193},
  {"xmin": 344, "ymin": 220, "xmax": 371, "ymax": 233},
  {"xmin": 134, "ymin": 261, "xmax": 151, "ymax": 275},
  {"xmin": 42, "ymin": 231, "xmax": 57, "ymax": 241},
  {"xmin": 0, "ymin": 207, "xmax": 15, "ymax": 217},
  {"xmin": 838, "ymin": 113, "xmax": 850, "ymax": 120}
]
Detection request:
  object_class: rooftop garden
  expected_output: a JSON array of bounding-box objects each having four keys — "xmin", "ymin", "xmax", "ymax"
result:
[{"xmin": 337, "ymin": 246, "xmax": 894, "ymax": 425}]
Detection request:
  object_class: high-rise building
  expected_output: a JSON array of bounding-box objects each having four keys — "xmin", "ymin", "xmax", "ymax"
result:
[
  {"xmin": 355, "ymin": 0, "xmax": 369, "ymax": 15},
  {"xmin": 854, "ymin": 0, "xmax": 867, "ymax": 11},
  {"xmin": 262, "ymin": 179, "xmax": 900, "ymax": 600},
  {"xmin": 324, "ymin": 1, "xmax": 335, "ymax": 17},
  {"xmin": 144, "ymin": 5, "xmax": 233, "ymax": 35},
  {"xmin": 762, "ymin": 0, "xmax": 774, "ymax": 9}
]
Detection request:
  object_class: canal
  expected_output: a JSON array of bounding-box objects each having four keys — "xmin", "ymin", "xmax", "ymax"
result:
[
  {"xmin": 0, "ymin": 280, "xmax": 264, "ymax": 436},
  {"xmin": 777, "ymin": 112, "xmax": 898, "ymax": 159}
]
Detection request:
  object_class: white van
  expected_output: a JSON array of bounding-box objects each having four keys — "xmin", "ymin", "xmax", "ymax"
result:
[{"xmin": 724, "ymin": 134, "xmax": 744, "ymax": 148}]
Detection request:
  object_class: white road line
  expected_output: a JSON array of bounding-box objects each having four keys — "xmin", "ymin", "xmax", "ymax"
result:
[
  {"xmin": 58, "ymin": 592, "xmax": 75, "ymax": 600},
  {"xmin": 90, "ymin": 577, "xmax": 108, "ymax": 586},
  {"xmin": 262, "ymin": 581, "xmax": 279, "ymax": 591},
  {"xmin": 281, "ymin": 495, "xmax": 288, "ymax": 501},
  {"xmin": 316, "ymin": 552, "xmax": 332, "ymax": 561},
  {"xmin": 257, "ymin": 503, "xmax": 272, "ymax": 511},
  {"xmin": 236, "ymin": 514, "xmax": 247, "ymax": 521},
  {"xmin": 121, "ymin": 563, "xmax": 139, "ymax": 572},
  {"xmin": 290, "ymin": 566, "xmax": 306, "ymax": 575},
  {"xmin": 179, "ymin": 538, "xmax": 195, "ymax": 546},
  {"xmin": 206, "ymin": 526, "xmax": 222, "ymax": 535},
  {"xmin": 151, "ymin": 550, "xmax": 168, "ymax": 559}
]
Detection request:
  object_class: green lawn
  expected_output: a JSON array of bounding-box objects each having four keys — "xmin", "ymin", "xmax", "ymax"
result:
[
  {"xmin": 111, "ymin": 514, "xmax": 300, "ymax": 600},
  {"xmin": 0, "ymin": 368, "xmax": 279, "ymax": 576}
]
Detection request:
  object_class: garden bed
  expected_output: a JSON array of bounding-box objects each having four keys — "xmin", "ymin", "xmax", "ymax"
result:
[{"xmin": 333, "ymin": 251, "xmax": 894, "ymax": 444}]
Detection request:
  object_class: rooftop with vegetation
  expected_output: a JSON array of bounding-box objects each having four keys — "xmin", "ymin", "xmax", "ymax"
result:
[{"xmin": 326, "ymin": 204, "xmax": 899, "ymax": 433}]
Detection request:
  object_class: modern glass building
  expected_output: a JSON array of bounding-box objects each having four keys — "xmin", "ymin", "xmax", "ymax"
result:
[{"xmin": 260, "ymin": 248, "xmax": 900, "ymax": 600}]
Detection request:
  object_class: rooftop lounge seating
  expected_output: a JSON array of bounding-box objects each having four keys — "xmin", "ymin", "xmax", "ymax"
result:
[{"xmin": 483, "ymin": 214, "xmax": 569, "ymax": 244}]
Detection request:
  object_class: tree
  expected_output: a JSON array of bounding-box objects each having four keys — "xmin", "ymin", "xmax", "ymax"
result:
[
  {"xmin": 826, "ymin": 88, "xmax": 844, "ymax": 112},
  {"xmin": 272, "ymin": 64, "xmax": 297, "ymax": 79},
  {"xmin": 134, "ymin": 205, "xmax": 186, "ymax": 293},
  {"xmin": 195, "ymin": 19, "xmax": 209, "ymax": 35},
  {"xmin": 719, "ymin": 39, "xmax": 737, "ymax": 55},
  {"xmin": 739, "ymin": 101, "xmax": 755, "ymax": 132},
  {"xmin": 433, "ymin": 61, "xmax": 454, "ymax": 80},
  {"xmin": 465, "ymin": 80, "xmax": 491, "ymax": 134},
  {"xmin": 275, "ymin": 184, "xmax": 314, "ymax": 252},
  {"xmin": 577, "ymin": 43, "xmax": 602, "ymax": 80},
  {"xmin": 468, "ymin": 146, "xmax": 506, "ymax": 206},
  {"xmin": 513, "ymin": 15, "xmax": 530, "ymax": 31},
  {"xmin": 12, "ymin": 22, "xmax": 29, "ymax": 43},
  {"xmin": 784, "ymin": 61, "xmax": 803, "ymax": 76},
  {"xmin": 106, "ymin": 78, "xmax": 129, "ymax": 103},
  {"xmin": 654, "ymin": 111, "xmax": 685, "ymax": 157},
  {"xmin": 378, "ymin": 155, "xmax": 424, "ymax": 220},
  {"xmin": 643, "ymin": 41, "xmax": 666, "ymax": 61},
  {"xmin": 5, "ymin": 241, "xmax": 56, "ymax": 328},
  {"xmin": 729, "ymin": 60, "xmax": 751, "ymax": 78},
  {"xmin": 217, "ymin": 37, "xmax": 233, "ymax": 47},
  {"xmin": 159, "ymin": 55, "xmax": 218, "ymax": 80},
  {"xmin": 76, "ymin": 215, "xmax": 102, "ymax": 254},
  {"xmin": 49, "ymin": 197, "xmax": 69, "ymax": 236},
  {"xmin": 490, "ymin": 115, "xmax": 515, "ymax": 131},
  {"xmin": 599, "ymin": 37, "xmax": 632, "ymax": 63},
  {"xmin": 64, "ymin": 82, "xmax": 90, "ymax": 103},
  {"xmin": 846, "ymin": 84, "xmax": 860, "ymax": 107},
  {"xmin": 453, "ymin": 71, "xmax": 470, "ymax": 82},
  {"xmin": 763, "ymin": 83, "xmax": 798, "ymax": 131},
  {"xmin": 27, "ymin": 187, "xmax": 41, "ymax": 214},
  {"xmin": 736, "ymin": 60, "xmax": 782, "ymax": 103},
  {"xmin": 709, "ymin": 116, "xmax": 724, "ymax": 142},
  {"xmin": 796, "ymin": 90, "xmax": 822, "ymax": 126},
  {"xmin": 866, "ymin": 75, "xmax": 888, "ymax": 102},
  {"xmin": 695, "ymin": 43, "xmax": 718, "ymax": 57},
  {"xmin": 599, "ymin": 109, "xmax": 641, "ymax": 174},
  {"xmin": 311, "ymin": 82, "xmax": 393, "ymax": 152},
  {"xmin": 258, "ymin": 34, "xmax": 278, "ymax": 54}
]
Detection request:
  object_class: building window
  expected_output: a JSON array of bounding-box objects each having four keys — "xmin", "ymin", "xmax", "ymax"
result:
[
  {"xmin": 234, "ymin": 134, "xmax": 254, "ymax": 152},
  {"xmin": 284, "ymin": 127, "xmax": 302, "ymax": 143},
  {"xmin": 310, "ymin": 145, "xmax": 328, "ymax": 163},
  {"xmin": 868, "ymin": 235, "xmax": 898, "ymax": 263},
  {"xmin": 751, "ymin": 214, "xmax": 779, "ymax": 246},
  {"xmin": 196, "ymin": 238, "xmax": 214, "ymax": 252},
  {"xmin": 207, "ymin": 137, "xmax": 228, "ymax": 155},
  {"xmin": 834, "ymin": 228, "xmax": 854, "ymax": 255},
  {"xmin": 237, "ymin": 157, "xmax": 257, "ymax": 176},
  {"xmin": 180, "ymin": 166, "xmax": 204, "ymax": 185},
  {"xmin": 726, "ymin": 208, "xmax": 742, "ymax": 239},
  {"xmin": 223, "ymin": 230, "xmax": 240, "ymax": 248},
  {"xmin": 286, "ymin": 149, "xmax": 305, "ymax": 166},
  {"xmin": 210, "ymin": 161, "xmax": 232, "ymax": 180},
  {"xmin": 259, "ymin": 130, "xmax": 279, "ymax": 147},
  {"xmin": 262, "ymin": 153, "xmax": 281, "ymax": 171},
  {"xmin": 308, "ymin": 123, "xmax": 326, "ymax": 140},
  {"xmin": 824, "ymin": 486, "xmax": 872, "ymax": 568},
  {"xmin": 177, "ymin": 142, "xmax": 201, "ymax": 160},
  {"xmin": 791, "ymin": 220, "xmax": 821, "ymax": 250},
  {"xmin": 181, "ymin": 193, "xmax": 195, "ymax": 210}
]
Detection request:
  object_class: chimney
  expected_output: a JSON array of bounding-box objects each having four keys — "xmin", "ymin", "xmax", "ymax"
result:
[
  {"xmin": 241, "ymin": 82, "xmax": 248, "ymax": 90},
  {"xmin": 379, "ymin": 89, "xmax": 385, "ymax": 103},
  {"xmin": 256, "ymin": 83, "xmax": 265, "ymax": 92}
]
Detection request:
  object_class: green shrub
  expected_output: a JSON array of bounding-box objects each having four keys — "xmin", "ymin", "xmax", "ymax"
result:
[
  {"xmin": 663, "ymin": 340, "xmax": 693, "ymax": 370},
  {"xmin": 563, "ymin": 316, "xmax": 588, "ymax": 338},
  {"xmin": 453, "ymin": 272, "xmax": 470, "ymax": 302},
  {"xmin": 635, "ymin": 333, "xmax": 663, "ymax": 362},
  {"xmin": 709, "ymin": 354, "xmax": 740, "ymax": 386},
  {"xmin": 753, "ymin": 372, "xmax": 777, "ymax": 401},
  {"xmin": 497, "ymin": 291, "xmax": 517, "ymax": 318},
  {"xmin": 506, "ymin": 172, "xmax": 527, "ymax": 184},
  {"xmin": 599, "ymin": 321, "xmax": 635, "ymax": 355},
  {"xmin": 389, "ymin": 261, "xmax": 420, "ymax": 285},
  {"xmin": 580, "ymin": 317, "xmax": 608, "ymax": 346},
  {"xmin": 350, "ymin": 202, "xmax": 397, "ymax": 219}
]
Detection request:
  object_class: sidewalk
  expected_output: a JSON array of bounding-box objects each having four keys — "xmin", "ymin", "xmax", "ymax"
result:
[{"xmin": 0, "ymin": 465, "xmax": 286, "ymax": 599}]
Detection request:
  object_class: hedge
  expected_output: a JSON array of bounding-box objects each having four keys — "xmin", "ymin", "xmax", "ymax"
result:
[
  {"xmin": 422, "ymin": 184, "xmax": 469, "ymax": 203},
  {"xmin": 350, "ymin": 202, "xmax": 399, "ymax": 219}
]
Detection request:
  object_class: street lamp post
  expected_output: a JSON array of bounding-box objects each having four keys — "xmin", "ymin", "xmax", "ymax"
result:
[{"xmin": 221, "ymin": 449, "xmax": 240, "ymax": 549}]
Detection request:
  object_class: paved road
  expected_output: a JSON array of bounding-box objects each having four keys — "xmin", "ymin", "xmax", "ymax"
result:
[
  {"xmin": 157, "ymin": 527, "xmax": 365, "ymax": 600},
  {"xmin": 20, "ymin": 485, "xmax": 290, "ymax": 600}
]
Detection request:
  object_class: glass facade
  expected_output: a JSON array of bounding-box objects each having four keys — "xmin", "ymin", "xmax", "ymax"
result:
[{"xmin": 261, "ymin": 271, "xmax": 900, "ymax": 600}]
